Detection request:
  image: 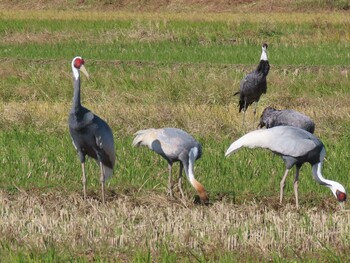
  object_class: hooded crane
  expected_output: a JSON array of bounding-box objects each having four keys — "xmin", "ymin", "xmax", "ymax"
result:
[
  {"xmin": 234, "ymin": 43, "xmax": 270, "ymax": 128},
  {"xmin": 225, "ymin": 126, "xmax": 346, "ymax": 209},
  {"xmin": 68, "ymin": 56, "xmax": 116, "ymax": 204},
  {"xmin": 258, "ymin": 106, "xmax": 315, "ymax": 133},
  {"xmin": 133, "ymin": 128, "xmax": 209, "ymax": 204}
]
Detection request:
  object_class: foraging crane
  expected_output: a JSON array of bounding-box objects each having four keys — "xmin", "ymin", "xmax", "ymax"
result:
[
  {"xmin": 68, "ymin": 56, "xmax": 116, "ymax": 204},
  {"xmin": 225, "ymin": 126, "xmax": 346, "ymax": 209},
  {"xmin": 258, "ymin": 106, "xmax": 315, "ymax": 133},
  {"xmin": 132, "ymin": 128, "xmax": 209, "ymax": 204},
  {"xmin": 234, "ymin": 43, "xmax": 270, "ymax": 128}
]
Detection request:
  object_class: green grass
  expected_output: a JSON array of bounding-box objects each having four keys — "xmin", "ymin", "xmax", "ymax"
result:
[
  {"xmin": 2, "ymin": 42, "xmax": 349, "ymax": 65},
  {"xmin": 1, "ymin": 126, "xmax": 349, "ymax": 206},
  {"xmin": 0, "ymin": 15, "xmax": 349, "ymax": 65}
]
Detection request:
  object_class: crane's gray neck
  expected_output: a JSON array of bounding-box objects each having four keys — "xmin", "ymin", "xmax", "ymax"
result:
[
  {"xmin": 257, "ymin": 60, "xmax": 270, "ymax": 76},
  {"xmin": 71, "ymin": 67, "xmax": 81, "ymax": 111}
]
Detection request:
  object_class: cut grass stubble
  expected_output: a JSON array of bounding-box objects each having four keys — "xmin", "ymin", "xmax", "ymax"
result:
[{"xmin": 1, "ymin": 190, "xmax": 350, "ymax": 261}]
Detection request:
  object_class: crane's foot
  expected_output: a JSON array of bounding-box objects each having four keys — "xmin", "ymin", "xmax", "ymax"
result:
[
  {"xmin": 193, "ymin": 195, "xmax": 210, "ymax": 206},
  {"xmin": 166, "ymin": 187, "xmax": 174, "ymax": 197}
]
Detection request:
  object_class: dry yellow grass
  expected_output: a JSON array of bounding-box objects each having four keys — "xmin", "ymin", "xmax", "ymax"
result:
[
  {"xmin": 1, "ymin": 0, "xmax": 349, "ymax": 13},
  {"xmin": 0, "ymin": 189, "xmax": 349, "ymax": 259},
  {"xmin": 1, "ymin": 89, "xmax": 350, "ymax": 139},
  {"xmin": 1, "ymin": 10, "xmax": 349, "ymax": 24}
]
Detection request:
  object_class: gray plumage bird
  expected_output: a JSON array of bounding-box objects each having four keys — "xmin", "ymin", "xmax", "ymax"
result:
[
  {"xmin": 234, "ymin": 43, "xmax": 270, "ymax": 128},
  {"xmin": 68, "ymin": 56, "xmax": 116, "ymax": 204},
  {"xmin": 132, "ymin": 128, "xmax": 209, "ymax": 204},
  {"xmin": 225, "ymin": 126, "xmax": 346, "ymax": 209},
  {"xmin": 258, "ymin": 106, "xmax": 315, "ymax": 133}
]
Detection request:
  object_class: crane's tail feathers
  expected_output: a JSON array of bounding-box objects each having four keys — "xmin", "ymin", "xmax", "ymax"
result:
[
  {"xmin": 132, "ymin": 128, "xmax": 156, "ymax": 147},
  {"xmin": 225, "ymin": 129, "xmax": 269, "ymax": 157},
  {"xmin": 103, "ymin": 165, "xmax": 113, "ymax": 180},
  {"xmin": 225, "ymin": 139, "xmax": 250, "ymax": 157}
]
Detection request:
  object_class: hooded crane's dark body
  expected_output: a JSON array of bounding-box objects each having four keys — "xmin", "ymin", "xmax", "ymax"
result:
[
  {"xmin": 68, "ymin": 56, "xmax": 115, "ymax": 203},
  {"xmin": 258, "ymin": 107, "xmax": 315, "ymax": 134},
  {"xmin": 69, "ymin": 111, "xmax": 115, "ymax": 169},
  {"xmin": 235, "ymin": 44, "xmax": 270, "ymax": 113}
]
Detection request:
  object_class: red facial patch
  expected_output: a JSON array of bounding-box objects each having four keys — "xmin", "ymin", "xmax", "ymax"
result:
[
  {"xmin": 74, "ymin": 58, "xmax": 84, "ymax": 69},
  {"xmin": 336, "ymin": 190, "xmax": 346, "ymax": 202}
]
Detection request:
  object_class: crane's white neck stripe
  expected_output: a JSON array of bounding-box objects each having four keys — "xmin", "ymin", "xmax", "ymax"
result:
[
  {"xmin": 260, "ymin": 49, "xmax": 268, "ymax": 61},
  {"xmin": 316, "ymin": 148, "xmax": 327, "ymax": 185},
  {"xmin": 311, "ymin": 147, "xmax": 346, "ymax": 200},
  {"xmin": 312, "ymin": 162, "xmax": 334, "ymax": 188},
  {"xmin": 188, "ymin": 147, "xmax": 198, "ymax": 183},
  {"xmin": 72, "ymin": 67, "xmax": 80, "ymax": 80}
]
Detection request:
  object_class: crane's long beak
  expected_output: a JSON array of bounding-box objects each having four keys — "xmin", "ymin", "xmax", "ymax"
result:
[
  {"xmin": 80, "ymin": 65, "xmax": 89, "ymax": 79},
  {"xmin": 339, "ymin": 201, "xmax": 345, "ymax": 210}
]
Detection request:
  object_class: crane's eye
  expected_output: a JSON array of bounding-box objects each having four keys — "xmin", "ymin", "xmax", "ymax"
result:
[{"xmin": 336, "ymin": 190, "xmax": 346, "ymax": 202}]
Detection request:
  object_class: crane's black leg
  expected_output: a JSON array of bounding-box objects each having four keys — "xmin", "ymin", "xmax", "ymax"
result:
[
  {"xmin": 168, "ymin": 163, "xmax": 173, "ymax": 198},
  {"xmin": 280, "ymin": 169, "xmax": 290, "ymax": 204},
  {"xmin": 242, "ymin": 100, "xmax": 247, "ymax": 131},
  {"xmin": 253, "ymin": 102, "xmax": 258, "ymax": 128},
  {"xmin": 294, "ymin": 165, "xmax": 301, "ymax": 209},
  {"xmin": 99, "ymin": 162, "xmax": 105, "ymax": 204},
  {"xmin": 81, "ymin": 162, "xmax": 87, "ymax": 200},
  {"xmin": 178, "ymin": 162, "xmax": 185, "ymax": 199}
]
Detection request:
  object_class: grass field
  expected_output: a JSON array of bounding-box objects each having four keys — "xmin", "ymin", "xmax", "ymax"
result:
[{"xmin": 1, "ymin": 1, "xmax": 350, "ymax": 261}]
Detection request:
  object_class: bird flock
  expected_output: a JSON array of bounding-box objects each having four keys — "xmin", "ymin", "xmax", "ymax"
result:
[{"xmin": 69, "ymin": 44, "xmax": 346, "ymax": 209}]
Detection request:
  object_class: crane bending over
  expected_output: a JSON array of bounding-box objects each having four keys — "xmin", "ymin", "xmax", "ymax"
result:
[
  {"xmin": 234, "ymin": 43, "xmax": 270, "ymax": 128},
  {"xmin": 133, "ymin": 128, "xmax": 209, "ymax": 204},
  {"xmin": 225, "ymin": 126, "xmax": 346, "ymax": 209},
  {"xmin": 68, "ymin": 56, "xmax": 116, "ymax": 204},
  {"xmin": 258, "ymin": 106, "xmax": 315, "ymax": 133}
]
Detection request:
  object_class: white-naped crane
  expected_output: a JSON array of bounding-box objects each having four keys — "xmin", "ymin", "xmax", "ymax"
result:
[
  {"xmin": 68, "ymin": 56, "xmax": 116, "ymax": 204},
  {"xmin": 258, "ymin": 106, "xmax": 315, "ymax": 133},
  {"xmin": 234, "ymin": 43, "xmax": 270, "ymax": 128},
  {"xmin": 133, "ymin": 128, "xmax": 209, "ymax": 204},
  {"xmin": 225, "ymin": 126, "xmax": 346, "ymax": 209}
]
